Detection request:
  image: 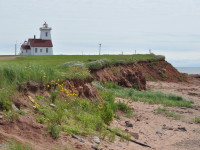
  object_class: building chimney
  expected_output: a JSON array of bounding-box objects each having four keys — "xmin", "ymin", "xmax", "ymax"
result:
[{"xmin": 34, "ymin": 35, "xmax": 36, "ymax": 39}]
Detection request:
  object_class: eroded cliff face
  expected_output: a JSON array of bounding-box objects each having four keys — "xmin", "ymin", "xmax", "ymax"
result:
[
  {"xmin": 91, "ymin": 66, "xmax": 146, "ymax": 90},
  {"xmin": 17, "ymin": 60, "xmax": 187, "ymax": 100},
  {"xmin": 137, "ymin": 60, "xmax": 187, "ymax": 82},
  {"xmin": 91, "ymin": 60, "xmax": 187, "ymax": 91}
]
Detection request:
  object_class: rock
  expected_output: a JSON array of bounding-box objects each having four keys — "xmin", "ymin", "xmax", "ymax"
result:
[
  {"xmin": 156, "ymin": 131, "xmax": 163, "ymax": 135},
  {"xmin": 91, "ymin": 145, "xmax": 99, "ymax": 150},
  {"xmin": 177, "ymin": 127, "xmax": 187, "ymax": 132},
  {"xmin": 12, "ymin": 104, "xmax": 19, "ymax": 111},
  {"xmin": 92, "ymin": 136, "xmax": 100, "ymax": 144},
  {"xmin": 79, "ymin": 138, "xmax": 85, "ymax": 143},
  {"xmin": 125, "ymin": 121, "xmax": 133, "ymax": 127},
  {"xmin": 136, "ymin": 118, "xmax": 141, "ymax": 121},
  {"xmin": 162, "ymin": 125, "xmax": 173, "ymax": 130},
  {"xmin": 0, "ymin": 115, "xmax": 3, "ymax": 119},
  {"xmin": 50, "ymin": 104, "xmax": 56, "ymax": 108},
  {"xmin": 72, "ymin": 134, "xmax": 79, "ymax": 140}
]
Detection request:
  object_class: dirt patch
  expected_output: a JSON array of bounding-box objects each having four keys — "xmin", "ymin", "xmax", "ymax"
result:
[
  {"xmin": 0, "ymin": 56, "xmax": 20, "ymax": 61},
  {"xmin": 18, "ymin": 78, "xmax": 99, "ymax": 99}
]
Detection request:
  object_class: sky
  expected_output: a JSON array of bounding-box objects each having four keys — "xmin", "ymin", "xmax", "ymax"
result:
[{"xmin": 0, "ymin": 0, "xmax": 200, "ymax": 67}]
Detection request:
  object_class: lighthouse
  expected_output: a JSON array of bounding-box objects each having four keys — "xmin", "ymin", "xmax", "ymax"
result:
[
  {"xmin": 40, "ymin": 22, "xmax": 52, "ymax": 40},
  {"xmin": 20, "ymin": 22, "xmax": 53, "ymax": 55}
]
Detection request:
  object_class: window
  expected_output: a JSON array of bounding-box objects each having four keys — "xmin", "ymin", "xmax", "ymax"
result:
[
  {"xmin": 40, "ymin": 49, "xmax": 42, "ymax": 53},
  {"xmin": 35, "ymin": 48, "xmax": 37, "ymax": 53},
  {"xmin": 45, "ymin": 32, "xmax": 48, "ymax": 37},
  {"xmin": 26, "ymin": 50, "xmax": 28, "ymax": 53},
  {"xmin": 46, "ymin": 48, "xmax": 48, "ymax": 53}
]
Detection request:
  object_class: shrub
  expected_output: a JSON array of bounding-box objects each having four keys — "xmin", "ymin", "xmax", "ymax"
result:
[
  {"xmin": 101, "ymin": 91, "xmax": 117, "ymax": 112},
  {"xmin": 116, "ymin": 102, "xmax": 131, "ymax": 113},
  {"xmin": 87, "ymin": 59, "xmax": 111, "ymax": 70},
  {"xmin": 101, "ymin": 104, "xmax": 114, "ymax": 124},
  {"xmin": 50, "ymin": 90, "xmax": 59, "ymax": 103},
  {"xmin": 48, "ymin": 121, "xmax": 61, "ymax": 139},
  {"xmin": 194, "ymin": 117, "xmax": 200, "ymax": 123},
  {"xmin": 78, "ymin": 99, "xmax": 90, "ymax": 111},
  {"xmin": 59, "ymin": 61, "xmax": 85, "ymax": 69}
]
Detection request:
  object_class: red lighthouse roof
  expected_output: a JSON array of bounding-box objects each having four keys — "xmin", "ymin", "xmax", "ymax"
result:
[{"xmin": 28, "ymin": 39, "xmax": 53, "ymax": 47}]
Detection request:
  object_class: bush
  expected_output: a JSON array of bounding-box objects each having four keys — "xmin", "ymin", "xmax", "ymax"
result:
[
  {"xmin": 194, "ymin": 117, "xmax": 200, "ymax": 123},
  {"xmin": 116, "ymin": 102, "xmax": 131, "ymax": 113},
  {"xmin": 87, "ymin": 59, "xmax": 111, "ymax": 70},
  {"xmin": 101, "ymin": 104, "xmax": 114, "ymax": 124},
  {"xmin": 59, "ymin": 61, "xmax": 85, "ymax": 69},
  {"xmin": 48, "ymin": 121, "xmax": 61, "ymax": 139},
  {"xmin": 101, "ymin": 91, "xmax": 117, "ymax": 112},
  {"xmin": 50, "ymin": 90, "xmax": 59, "ymax": 103},
  {"xmin": 78, "ymin": 99, "xmax": 90, "ymax": 111}
]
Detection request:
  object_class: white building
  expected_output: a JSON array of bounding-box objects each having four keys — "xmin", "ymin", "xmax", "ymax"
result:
[{"xmin": 20, "ymin": 22, "xmax": 53, "ymax": 55}]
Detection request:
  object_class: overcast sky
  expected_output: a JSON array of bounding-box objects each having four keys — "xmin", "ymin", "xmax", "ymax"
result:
[{"xmin": 0, "ymin": 0, "xmax": 200, "ymax": 67}]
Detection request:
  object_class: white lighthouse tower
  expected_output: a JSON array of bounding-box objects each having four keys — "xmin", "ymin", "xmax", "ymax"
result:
[{"xmin": 40, "ymin": 22, "xmax": 52, "ymax": 40}]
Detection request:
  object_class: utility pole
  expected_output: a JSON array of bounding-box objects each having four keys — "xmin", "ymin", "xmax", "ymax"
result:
[
  {"xmin": 149, "ymin": 49, "xmax": 151, "ymax": 54},
  {"xmin": 15, "ymin": 41, "xmax": 17, "ymax": 55},
  {"xmin": 99, "ymin": 44, "xmax": 101, "ymax": 55}
]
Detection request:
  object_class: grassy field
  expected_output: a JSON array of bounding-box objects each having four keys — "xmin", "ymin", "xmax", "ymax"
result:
[{"xmin": 0, "ymin": 54, "xmax": 165, "ymax": 66}]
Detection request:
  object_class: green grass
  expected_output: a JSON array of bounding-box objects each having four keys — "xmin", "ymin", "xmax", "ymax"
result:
[
  {"xmin": 194, "ymin": 116, "xmax": 200, "ymax": 123},
  {"xmin": 5, "ymin": 140, "xmax": 33, "ymax": 150},
  {"xmin": 113, "ymin": 89, "xmax": 193, "ymax": 107},
  {"xmin": 0, "ymin": 54, "xmax": 165, "ymax": 66},
  {"xmin": 155, "ymin": 107, "xmax": 181, "ymax": 119},
  {"xmin": 95, "ymin": 82, "xmax": 193, "ymax": 107}
]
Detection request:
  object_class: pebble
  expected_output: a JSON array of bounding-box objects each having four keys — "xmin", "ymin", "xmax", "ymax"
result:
[
  {"xmin": 177, "ymin": 127, "xmax": 187, "ymax": 132},
  {"xmin": 50, "ymin": 104, "xmax": 56, "ymax": 108},
  {"xmin": 79, "ymin": 138, "xmax": 85, "ymax": 143},
  {"xmin": 72, "ymin": 134, "xmax": 79, "ymax": 140},
  {"xmin": 91, "ymin": 145, "xmax": 99, "ymax": 150},
  {"xmin": 162, "ymin": 126, "xmax": 173, "ymax": 130},
  {"xmin": 92, "ymin": 136, "xmax": 100, "ymax": 144},
  {"xmin": 125, "ymin": 121, "xmax": 133, "ymax": 127},
  {"xmin": 156, "ymin": 131, "xmax": 163, "ymax": 135},
  {"xmin": 12, "ymin": 104, "xmax": 19, "ymax": 111}
]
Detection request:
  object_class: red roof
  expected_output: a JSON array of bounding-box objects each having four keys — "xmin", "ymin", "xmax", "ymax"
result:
[
  {"xmin": 28, "ymin": 39, "xmax": 53, "ymax": 47},
  {"xmin": 21, "ymin": 45, "xmax": 31, "ymax": 49}
]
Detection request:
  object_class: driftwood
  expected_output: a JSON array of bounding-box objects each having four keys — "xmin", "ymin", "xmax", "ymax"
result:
[{"xmin": 106, "ymin": 127, "xmax": 151, "ymax": 148}]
